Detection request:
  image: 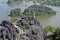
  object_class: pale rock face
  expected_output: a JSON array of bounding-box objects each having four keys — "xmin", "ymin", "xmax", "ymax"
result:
[
  {"xmin": 0, "ymin": 17, "xmax": 45, "ymax": 40},
  {"xmin": 15, "ymin": 16, "xmax": 45, "ymax": 40}
]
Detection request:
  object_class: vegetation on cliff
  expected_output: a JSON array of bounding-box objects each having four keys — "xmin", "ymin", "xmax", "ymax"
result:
[
  {"xmin": 25, "ymin": 0, "xmax": 60, "ymax": 6},
  {"xmin": 8, "ymin": 8, "xmax": 22, "ymax": 21},
  {"xmin": 0, "ymin": 16, "xmax": 44, "ymax": 40},
  {"xmin": 9, "ymin": 5, "xmax": 55, "ymax": 21},
  {"xmin": 44, "ymin": 26, "xmax": 60, "ymax": 40},
  {"xmin": 7, "ymin": 0, "xmax": 23, "ymax": 4},
  {"xmin": 23, "ymin": 5, "xmax": 55, "ymax": 19},
  {"xmin": 42, "ymin": 0, "xmax": 60, "ymax": 6}
]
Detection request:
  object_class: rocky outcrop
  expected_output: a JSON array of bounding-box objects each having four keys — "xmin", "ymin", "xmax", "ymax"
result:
[
  {"xmin": 0, "ymin": 16, "xmax": 45, "ymax": 40},
  {"xmin": 15, "ymin": 16, "xmax": 45, "ymax": 40},
  {"xmin": 0, "ymin": 20, "xmax": 19, "ymax": 40}
]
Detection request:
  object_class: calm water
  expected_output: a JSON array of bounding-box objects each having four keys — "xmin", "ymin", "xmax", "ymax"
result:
[{"xmin": 0, "ymin": 0, "xmax": 60, "ymax": 27}]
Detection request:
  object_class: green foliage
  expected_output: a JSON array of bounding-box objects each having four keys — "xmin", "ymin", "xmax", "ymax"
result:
[
  {"xmin": 10, "ymin": 16, "xmax": 20, "ymax": 22},
  {"xmin": 25, "ymin": 0, "xmax": 32, "ymax": 1},
  {"xmin": 0, "ymin": 38, "xmax": 3, "ymax": 40},
  {"xmin": 44, "ymin": 26, "xmax": 57, "ymax": 33},
  {"xmin": 24, "ymin": 25, "xmax": 30, "ymax": 29},
  {"xmin": 23, "ymin": 5, "xmax": 56, "ymax": 17},
  {"xmin": 44, "ymin": 26, "xmax": 60, "ymax": 40},
  {"xmin": 7, "ymin": 0, "xmax": 22, "ymax": 4},
  {"xmin": 43, "ymin": 0, "xmax": 60, "ymax": 6}
]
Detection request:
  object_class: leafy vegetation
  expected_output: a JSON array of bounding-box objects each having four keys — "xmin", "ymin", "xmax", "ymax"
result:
[
  {"xmin": 9, "ymin": 8, "xmax": 23, "ymax": 21},
  {"xmin": 26, "ymin": 0, "xmax": 60, "ymax": 6},
  {"xmin": 44, "ymin": 26, "xmax": 57, "ymax": 33},
  {"xmin": 9, "ymin": 5, "xmax": 55, "ymax": 21},
  {"xmin": 44, "ymin": 26, "xmax": 60, "ymax": 40},
  {"xmin": 10, "ymin": 16, "xmax": 20, "ymax": 21},
  {"xmin": 0, "ymin": 38, "xmax": 3, "ymax": 40},
  {"xmin": 44, "ymin": 0, "xmax": 60, "ymax": 6},
  {"xmin": 34, "ymin": 0, "xmax": 60, "ymax": 6},
  {"xmin": 7, "ymin": 0, "xmax": 23, "ymax": 4},
  {"xmin": 23, "ymin": 5, "xmax": 55, "ymax": 17}
]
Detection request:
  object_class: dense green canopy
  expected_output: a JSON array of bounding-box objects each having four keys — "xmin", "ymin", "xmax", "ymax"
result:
[
  {"xmin": 25, "ymin": 0, "xmax": 60, "ymax": 6},
  {"xmin": 44, "ymin": 26, "xmax": 60, "ymax": 40},
  {"xmin": 23, "ymin": 5, "xmax": 55, "ymax": 17}
]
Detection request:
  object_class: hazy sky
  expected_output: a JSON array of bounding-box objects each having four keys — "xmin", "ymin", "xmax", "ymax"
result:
[{"xmin": 0, "ymin": 0, "xmax": 8, "ymax": 2}]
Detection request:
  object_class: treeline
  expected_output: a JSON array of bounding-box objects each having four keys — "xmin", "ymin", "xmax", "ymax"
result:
[{"xmin": 9, "ymin": 5, "xmax": 55, "ymax": 21}]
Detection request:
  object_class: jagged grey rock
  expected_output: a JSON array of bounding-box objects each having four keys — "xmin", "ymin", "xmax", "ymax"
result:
[
  {"xmin": 0, "ymin": 20, "xmax": 19, "ymax": 40},
  {"xmin": 15, "ymin": 16, "xmax": 45, "ymax": 40},
  {"xmin": 0, "ymin": 16, "xmax": 45, "ymax": 40}
]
